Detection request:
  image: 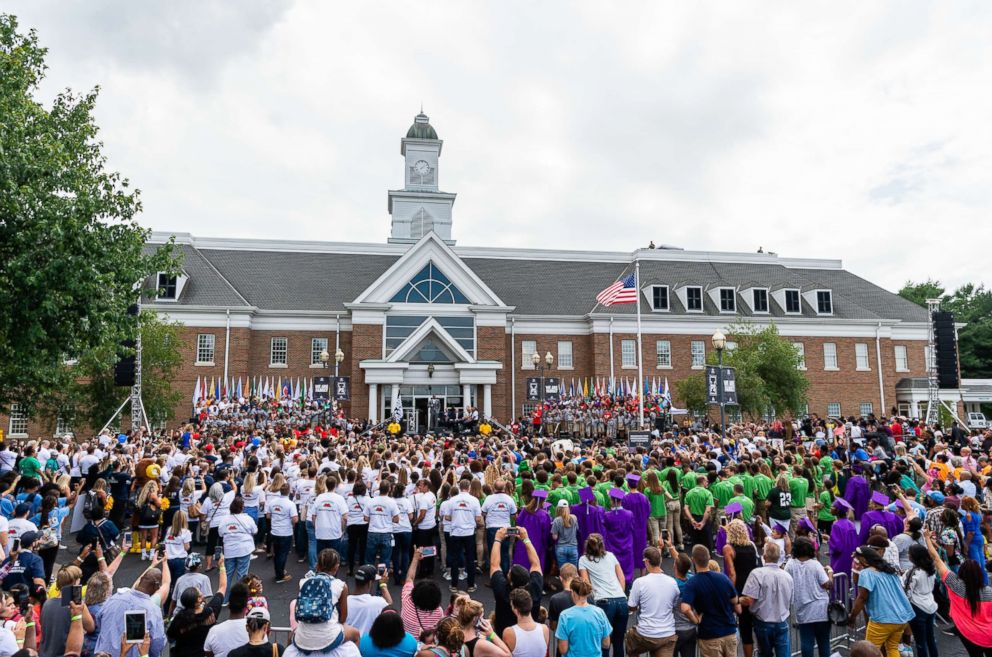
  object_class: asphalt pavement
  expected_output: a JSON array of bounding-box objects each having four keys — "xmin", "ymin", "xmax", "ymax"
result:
[{"xmin": 66, "ymin": 541, "xmax": 967, "ymax": 656}]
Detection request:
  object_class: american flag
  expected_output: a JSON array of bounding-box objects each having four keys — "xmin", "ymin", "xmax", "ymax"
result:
[{"xmin": 596, "ymin": 272, "xmax": 638, "ymax": 306}]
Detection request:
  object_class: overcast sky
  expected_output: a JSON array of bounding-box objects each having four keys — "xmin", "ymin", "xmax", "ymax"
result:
[{"xmin": 9, "ymin": 1, "xmax": 992, "ymax": 292}]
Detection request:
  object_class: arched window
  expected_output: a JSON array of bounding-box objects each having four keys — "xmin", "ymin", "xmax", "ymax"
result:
[{"xmin": 390, "ymin": 262, "xmax": 469, "ymax": 304}]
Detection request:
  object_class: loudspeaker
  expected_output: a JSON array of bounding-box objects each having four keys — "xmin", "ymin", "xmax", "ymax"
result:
[
  {"xmin": 114, "ymin": 338, "xmax": 136, "ymax": 387},
  {"xmin": 932, "ymin": 311, "xmax": 958, "ymax": 389}
]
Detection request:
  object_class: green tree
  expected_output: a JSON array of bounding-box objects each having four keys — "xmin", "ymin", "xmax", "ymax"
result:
[
  {"xmin": 675, "ymin": 322, "xmax": 810, "ymax": 419},
  {"xmin": 53, "ymin": 312, "xmax": 184, "ymax": 432},
  {"xmin": 898, "ymin": 279, "xmax": 945, "ymax": 307},
  {"xmin": 0, "ymin": 15, "xmax": 175, "ymax": 415},
  {"xmin": 899, "ymin": 280, "xmax": 992, "ymax": 379}
]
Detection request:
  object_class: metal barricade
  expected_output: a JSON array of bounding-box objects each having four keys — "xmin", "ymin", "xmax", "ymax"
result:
[
  {"xmin": 269, "ymin": 626, "xmax": 293, "ymax": 646},
  {"xmin": 785, "ymin": 571, "xmax": 865, "ymax": 657}
]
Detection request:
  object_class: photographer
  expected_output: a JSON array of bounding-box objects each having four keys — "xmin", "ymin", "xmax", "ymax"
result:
[
  {"xmin": 0, "ymin": 531, "xmax": 45, "ymax": 592},
  {"xmin": 75, "ymin": 503, "xmax": 120, "ymax": 584}
]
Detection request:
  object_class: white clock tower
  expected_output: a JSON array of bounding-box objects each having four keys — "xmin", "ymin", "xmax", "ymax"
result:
[{"xmin": 388, "ymin": 111, "xmax": 457, "ymax": 244}]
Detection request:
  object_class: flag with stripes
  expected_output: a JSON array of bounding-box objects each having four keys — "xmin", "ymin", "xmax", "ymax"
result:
[{"xmin": 595, "ymin": 272, "xmax": 637, "ymax": 306}]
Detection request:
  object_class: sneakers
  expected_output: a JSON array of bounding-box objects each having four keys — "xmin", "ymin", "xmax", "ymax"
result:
[
  {"xmin": 449, "ymin": 585, "xmax": 460, "ymax": 593},
  {"xmin": 442, "ymin": 571, "xmax": 452, "ymax": 581},
  {"xmin": 276, "ymin": 575, "xmax": 293, "ymax": 584},
  {"xmin": 467, "ymin": 585, "xmax": 477, "ymax": 593}
]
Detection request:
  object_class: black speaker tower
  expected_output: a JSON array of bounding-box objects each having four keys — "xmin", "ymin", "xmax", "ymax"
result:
[
  {"xmin": 114, "ymin": 303, "xmax": 140, "ymax": 387},
  {"xmin": 931, "ymin": 311, "xmax": 959, "ymax": 389}
]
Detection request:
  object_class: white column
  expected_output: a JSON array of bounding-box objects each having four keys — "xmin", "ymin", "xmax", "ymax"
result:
[
  {"xmin": 463, "ymin": 384, "xmax": 471, "ymax": 409},
  {"xmin": 911, "ymin": 400, "xmax": 919, "ymax": 419},
  {"xmin": 369, "ymin": 384, "xmax": 378, "ymax": 423},
  {"xmin": 483, "ymin": 384, "xmax": 492, "ymax": 419}
]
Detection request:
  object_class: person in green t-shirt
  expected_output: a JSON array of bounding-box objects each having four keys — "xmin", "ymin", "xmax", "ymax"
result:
[
  {"xmin": 788, "ymin": 470, "xmax": 810, "ymax": 532},
  {"xmin": 727, "ymin": 485, "xmax": 755, "ymax": 522},
  {"xmin": 682, "ymin": 476, "xmax": 715, "ymax": 550},
  {"xmin": 710, "ymin": 471, "xmax": 735, "ymax": 512},
  {"xmin": 752, "ymin": 466, "xmax": 774, "ymax": 522},
  {"xmin": 643, "ymin": 470, "xmax": 669, "ymax": 547},
  {"xmin": 17, "ymin": 446, "xmax": 42, "ymax": 480}
]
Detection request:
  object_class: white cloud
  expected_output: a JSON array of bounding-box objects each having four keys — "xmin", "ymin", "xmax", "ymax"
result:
[{"xmin": 8, "ymin": 0, "xmax": 992, "ymax": 292}]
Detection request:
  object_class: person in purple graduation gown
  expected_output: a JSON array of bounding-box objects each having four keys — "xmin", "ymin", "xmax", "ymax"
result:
[
  {"xmin": 858, "ymin": 491, "xmax": 898, "ymax": 545},
  {"xmin": 514, "ymin": 488, "xmax": 551, "ymax": 571},
  {"xmin": 715, "ymin": 502, "xmax": 751, "ymax": 554},
  {"xmin": 828, "ymin": 497, "xmax": 859, "ymax": 577},
  {"xmin": 603, "ymin": 488, "xmax": 635, "ymax": 584},
  {"xmin": 575, "ymin": 486, "xmax": 605, "ymax": 557},
  {"xmin": 621, "ymin": 474, "xmax": 650, "ymax": 571},
  {"xmin": 843, "ymin": 464, "xmax": 870, "ymax": 518}
]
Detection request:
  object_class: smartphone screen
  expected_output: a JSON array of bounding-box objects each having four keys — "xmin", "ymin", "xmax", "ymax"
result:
[
  {"xmin": 124, "ymin": 610, "xmax": 146, "ymax": 643},
  {"xmin": 720, "ymin": 517, "xmax": 727, "ymax": 527},
  {"xmin": 11, "ymin": 538, "xmax": 20, "ymax": 553},
  {"xmin": 421, "ymin": 546, "xmax": 436, "ymax": 557},
  {"xmin": 662, "ymin": 529, "xmax": 670, "ymax": 541}
]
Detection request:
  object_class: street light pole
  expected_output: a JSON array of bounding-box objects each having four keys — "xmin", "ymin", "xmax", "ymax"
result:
[{"xmin": 712, "ymin": 330, "xmax": 727, "ymax": 442}]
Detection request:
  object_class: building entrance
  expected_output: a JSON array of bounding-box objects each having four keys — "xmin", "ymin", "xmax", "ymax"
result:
[{"xmin": 381, "ymin": 384, "xmax": 465, "ymax": 433}]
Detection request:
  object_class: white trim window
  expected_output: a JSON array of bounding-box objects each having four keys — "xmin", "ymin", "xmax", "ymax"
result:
[
  {"xmin": 557, "ymin": 341, "xmax": 573, "ymax": 369},
  {"xmin": 894, "ymin": 345, "xmax": 909, "ymax": 372},
  {"xmin": 855, "ymin": 343, "xmax": 870, "ymax": 371},
  {"xmin": 685, "ymin": 286, "xmax": 703, "ymax": 312},
  {"xmin": 752, "ymin": 289, "xmax": 769, "ymax": 313},
  {"xmin": 651, "ymin": 286, "xmax": 669, "ymax": 312},
  {"xmin": 157, "ymin": 272, "xmax": 178, "ymax": 300},
  {"xmin": 521, "ymin": 340, "xmax": 537, "ymax": 369},
  {"xmin": 311, "ymin": 337, "xmax": 328, "ymax": 366},
  {"xmin": 55, "ymin": 409, "xmax": 74, "ymax": 436},
  {"xmin": 270, "ymin": 337, "xmax": 288, "ymax": 367},
  {"xmin": 784, "ymin": 289, "xmax": 802, "ymax": 314},
  {"xmin": 656, "ymin": 340, "xmax": 672, "ymax": 369},
  {"xmin": 690, "ymin": 340, "xmax": 705, "ymax": 368},
  {"xmin": 719, "ymin": 288, "xmax": 736, "ymax": 313},
  {"xmin": 621, "ymin": 340, "xmax": 637, "ymax": 369},
  {"xmin": 816, "ymin": 290, "xmax": 833, "ymax": 315},
  {"xmin": 860, "ymin": 402, "xmax": 874, "ymax": 417},
  {"xmin": 196, "ymin": 334, "xmax": 216, "ymax": 365},
  {"xmin": 8, "ymin": 403, "xmax": 27, "ymax": 436},
  {"xmin": 823, "ymin": 342, "xmax": 838, "ymax": 370},
  {"xmin": 827, "ymin": 402, "xmax": 841, "ymax": 417},
  {"xmin": 793, "ymin": 342, "xmax": 806, "ymax": 370}
]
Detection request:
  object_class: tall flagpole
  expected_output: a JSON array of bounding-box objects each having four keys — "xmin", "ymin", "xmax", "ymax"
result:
[{"xmin": 635, "ymin": 259, "xmax": 644, "ymax": 428}]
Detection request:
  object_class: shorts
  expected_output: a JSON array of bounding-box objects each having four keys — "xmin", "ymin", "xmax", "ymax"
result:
[
  {"xmin": 625, "ymin": 627, "xmax": 676, "ymax": 657},
  {"xmin": 698, "ymin": 633, "xmax": 737, "ymax": 657},
  {"xmin": 737, "ymin": 607, "xmax": 754, "ymax": 646}
]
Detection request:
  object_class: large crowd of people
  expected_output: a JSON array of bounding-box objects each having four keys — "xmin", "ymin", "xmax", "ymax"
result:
[{"xmin": 0, "ymin": 393, "xmax": 989, "ymax": 657}]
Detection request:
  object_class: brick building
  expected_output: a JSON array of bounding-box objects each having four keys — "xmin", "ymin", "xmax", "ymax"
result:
[{"xmin": 3, "ymin": 111, "xmax": 941, "ymax": 437}]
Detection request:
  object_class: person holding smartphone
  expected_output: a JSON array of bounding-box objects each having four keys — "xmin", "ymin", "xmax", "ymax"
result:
[
  {"xmin": 0, "ymin": 530, "xmax": 46, "ymax": 592},
  {"xmin": 38, "ymin": 565, "xmax": 94, "ymax": 657}
]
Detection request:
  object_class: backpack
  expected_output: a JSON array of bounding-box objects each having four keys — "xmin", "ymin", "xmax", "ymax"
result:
[
  {"xmin": 295, "ymin": 573, "xmax": 336, "ymax": 623},
  {"xmin": 82, "ymin": 491, "xmax": 100, "ymax": 520}
]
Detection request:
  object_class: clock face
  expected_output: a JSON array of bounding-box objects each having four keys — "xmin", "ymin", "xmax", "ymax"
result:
[{"xmin": 413, "ymin": 160, "xmax": 430, "ymax": 176}]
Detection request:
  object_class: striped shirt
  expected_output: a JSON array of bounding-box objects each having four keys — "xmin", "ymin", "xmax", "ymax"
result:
[{"xmin": 400, "ymin": 581, "xmax": 444, "ymax": 638}]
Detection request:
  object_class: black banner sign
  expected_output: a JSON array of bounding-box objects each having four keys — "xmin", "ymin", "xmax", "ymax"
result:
[
  {"xmin": 332, "ymin": 376, "xmax": 351, "ymax": 401},
  {"xmin": 628, "ymin": 430, "xmax": 651, "ymax": 452},
  {"xmin": 526, "ymin": 377, "xmax": 562, "ymax": 402},
  {"xmin": 312, "ymin": 376, "xmax": 331, "ymax": 401},
  {"xmin": 706, "ymin": 366, "xmax": 737, "ymax": 406}
]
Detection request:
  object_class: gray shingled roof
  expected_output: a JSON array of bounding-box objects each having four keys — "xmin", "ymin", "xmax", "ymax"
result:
[
  {"xmin": 200, "ymin": 249, "xmax": 399, "ymax": 311},
  {"xmin": 143, "ymin": 244, "xmax": 250, "ymax": 307},
  {"xmin": 146, "ymin": 242, "xmax": 927, "ymax": 323}
]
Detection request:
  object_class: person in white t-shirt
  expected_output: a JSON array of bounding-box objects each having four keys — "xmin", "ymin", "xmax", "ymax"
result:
[
  {"xmin": 218, "ymin": 498, "xmax": 258, "ymax": 602},
  {"xmin": 266, "ymin": 481, "xmax": 297, "ymax": 584},
  {"xmin": 390, "ymin": 483, "xmax": 415, "ymax": 585},
  {"xmin": 203, "ymin": 581, "xmax": 250, "ymax": 657},
  {"xmin": 444, "ymin": 479, "xmax": 483, "ymax": 592},
  {"xmin": 481, "ymin": 480, "xmax": 517, "ymax": 575},
  {"xmin": 346, "ymin": 565, "xmax": 393, "ymax": 636},
  {"xmin": 412, "ymin": 478, "xmax": 439, "ymax": 577},
  {"xmin": 311, "ymin": 477, "xmax": 348, "ymax": 557},
  {"xmin": 163, "ymin": 511, "xmax": 193, "ymax": 587},
  {"xmin": 626, "ymin": 545, "xmax": 680, "ymax": 655},
  {"xmin": 364, "ymin": 481, "xmax": 400, "ymax": 568}
]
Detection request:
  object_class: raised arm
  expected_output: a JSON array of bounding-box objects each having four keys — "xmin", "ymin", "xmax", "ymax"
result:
[{"xmin": 924, "ymin": 529, "xmax": 950, "ymax": 579}]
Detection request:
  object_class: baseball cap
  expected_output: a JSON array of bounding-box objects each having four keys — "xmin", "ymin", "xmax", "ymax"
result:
[
  {"xmin": 556, "ymin": 499, "xmax": 570, "ymax": 509},
  {"xmin": 19, "ymin": 531, "xmax": 38, "ymax": 549},
  {"xmin": 926, "ymin": 491, "xmax": 945, "ymax": 505},
  {"xmin": 246, "ymin": 607, "xmax": 270, "ymax": 622},
  {"xmin": 354, "ymin": 565, "xmax": 378, "ymax": 583}
]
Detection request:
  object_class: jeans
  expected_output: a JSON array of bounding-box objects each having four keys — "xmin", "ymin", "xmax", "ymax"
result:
[
  {"xmin": 306, "ymin": 521, "xmax": 317, "ymax": 570},
  {"xmin": 346, "ymin": 524, "xmax": 368, "ymax": 571},
  {"xmin": 224, "ymin": 554, "xmax": 251, "ymax": 602},
  {"xmin": 449, "ymin": 534, "xmax": 477, "ymax": 588},
  {"xmin": 597, "ymin": 597, "xmax": 629, "ymax": 657},
  {"xmin": 797, "ymin": 620, "xmax": 831, "ymax": 657},
  {"xmin": 413, "ymin": 526, "xmax": 438, "ymax": 578},
  {"xmin": 392, "ymin": 532, "xmax": 412, "ymax": 584},
  {"xmin": 486, "ymin": 527, "xmax": 511, "ymax": 574},
  {"xmin": 753, "ymin": 618, "xmax": 790, "ymax": 657},
  {"xmin": 366, "ymin": 531, "xmax": 393, "ymax": 567},
  {"xmin": 317, "ymin": 537, "xmax": 344, "ymax": 559},
  {"xmin": 674, "ymin": 627, "xmax": 696, "ymax": 657},
  {"xmin": 908, "ymin": 605, "xmax": 937, "ymax": 657},
  {"xmin": 167, "ymin": 557, "xmax": 186, "ymax": 599},
  {"xmin": 272, "ymin": 534, "xmax": 292, "ymax": 579},
  {"xmin": 294, "ymin": 518, "xmax": 308, "ymax": 559},
  {"xmin": 555, "ymin": 544, "xmax": 579, "ymax": 570}
]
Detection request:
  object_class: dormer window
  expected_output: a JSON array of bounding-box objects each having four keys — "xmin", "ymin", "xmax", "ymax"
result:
[
  {"xmin": 719, "ymin": 288, "xmax": 736, "ymax": 313},
  {"xmin": 784, "ymin": 289, "xmax": 801, "ymax": 314},
  {"xmin": 157, "ymin": 273, "xmax": 178, "ymax": 299},
  {"xmin": 650, "ymin": 286, "xmax": 669, "ymax": 311},
  {"xmin": 816, "ymin": 290, "xmax": 833, "ymax": 315},
  {"xmin": 752, "ymin": 289, "xmax": 769, "ymax": 313},
  {"xmin": 685, "ymin": 286, "xmax": 703, "ymax": 312}
]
